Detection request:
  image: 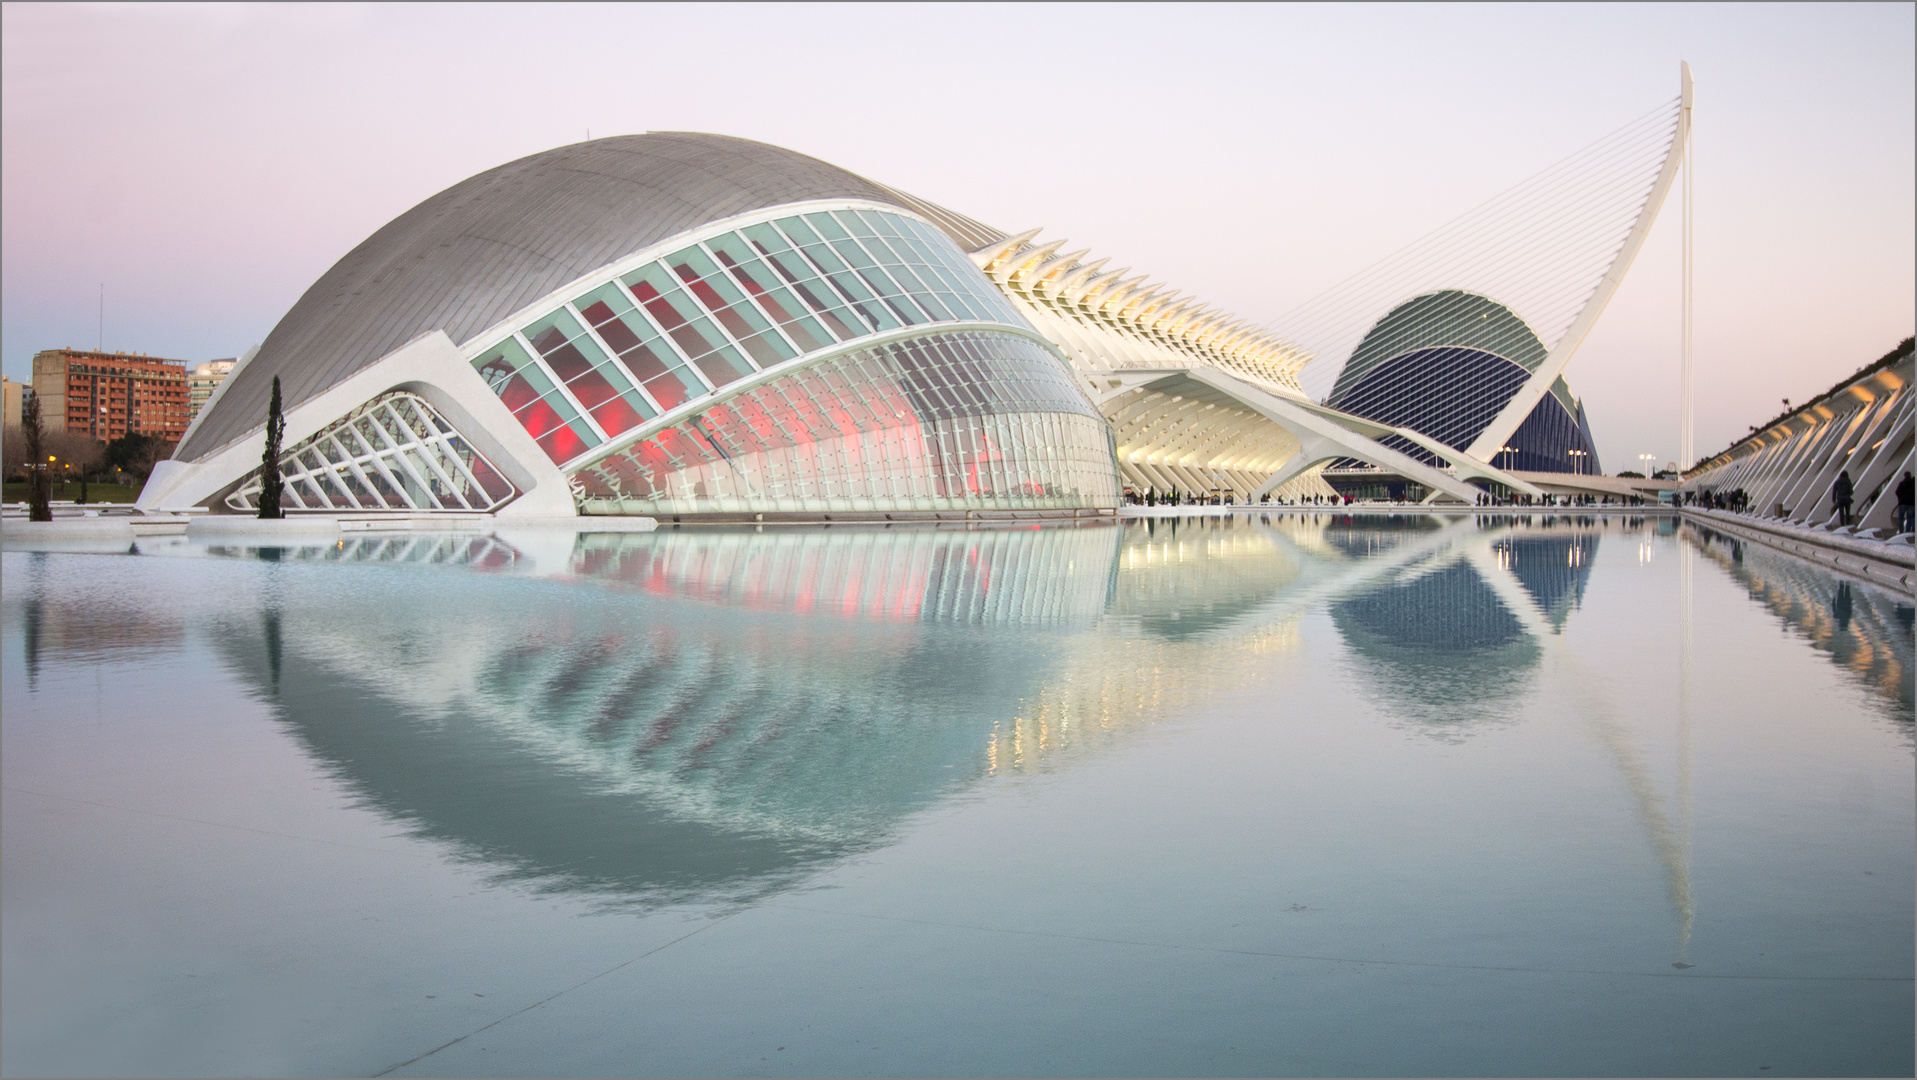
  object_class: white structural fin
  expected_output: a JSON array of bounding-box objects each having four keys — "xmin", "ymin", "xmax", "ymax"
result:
[{"xmin": 1463, "ymin": 62, "xmax": 1693, "ymax": 462}]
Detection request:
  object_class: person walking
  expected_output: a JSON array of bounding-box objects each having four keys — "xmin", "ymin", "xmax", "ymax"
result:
[
  {"xmin": 1895, "ymin": 470, "xmax": 1913, "ymax": 534},
  {"xmin": 1832, "ymin": 470, "xmax": 1854, "ymax": 527}
]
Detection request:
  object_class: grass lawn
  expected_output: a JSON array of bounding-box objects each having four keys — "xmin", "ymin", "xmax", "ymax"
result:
[{"xmin": 3, "ymin": 480, "xmax": 147, "ymax": 505}]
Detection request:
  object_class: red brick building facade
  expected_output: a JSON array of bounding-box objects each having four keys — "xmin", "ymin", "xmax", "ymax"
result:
[{"xmin": 31, "ymin": 349, "xmax": 191, "ymax": 442}]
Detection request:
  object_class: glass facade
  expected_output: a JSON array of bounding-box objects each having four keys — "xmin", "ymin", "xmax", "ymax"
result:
[
  {"xmin": 225, "ymin": 392, "xmax": 516, "ymax": 513},
  {"xmin": 1327, "ymin": 292, "xmax": 1603, "ymax": 477},
  {"xmin": 467, "ymin": 207, "xmax": 1027, "ymax": 469},
  {"xmin": 1329, "ymin": 346, "xmax": 1602, "ymax": 475},
  {"xmin": 573, "ymin": 330, "xmax": 1120, "ymax": 515}
]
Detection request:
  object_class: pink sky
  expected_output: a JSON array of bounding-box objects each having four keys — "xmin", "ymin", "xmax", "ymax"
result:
[{"xmin": 2, "ymin": 2, "xmax": 1910, "ymax": 467}]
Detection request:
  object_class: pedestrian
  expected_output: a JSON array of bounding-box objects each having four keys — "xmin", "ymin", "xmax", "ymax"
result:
[
  {"xmin": 1896, "ymin": 471, "xmax": 1914, "ymax": 534},
  {"xmin": 1832, "ymin": 469, "xmax": 1854, "ymax": 527}
]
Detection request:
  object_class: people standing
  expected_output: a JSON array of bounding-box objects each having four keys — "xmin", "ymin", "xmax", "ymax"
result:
[
  {"xmin": 1832, "ymin": 469, "xmax": 1854, "ymax": 527},
  {"xmin": 1896, "ymin": 471, "xmax": 1914, "ymax": 534}
]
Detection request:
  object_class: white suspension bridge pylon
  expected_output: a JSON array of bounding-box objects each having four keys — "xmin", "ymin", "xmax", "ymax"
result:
[{"xmin": 1276, "ymin": 63, "xmax": 1695, "ymax": 473}]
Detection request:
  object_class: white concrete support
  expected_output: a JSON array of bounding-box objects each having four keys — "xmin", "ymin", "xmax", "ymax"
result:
[
  {"xmin": 1178, "ymin": 369, "xmax": 1485, "ymax": 503},
  {"xmin": 1467, "ymin": 62, "xmax": 1694, "ymax": 463},
  {"xmin": 1684, "ymin": 347, "xmax": 1913, "ymax": 531},
  {"xmin": 138, "ymin": 331, "xmax": 575, "ymax": 517}
]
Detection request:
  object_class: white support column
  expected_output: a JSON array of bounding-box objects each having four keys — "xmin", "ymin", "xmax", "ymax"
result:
[{"xmin": 1680, "ymin": 66, "xmax": 1696, "ymax": 470}]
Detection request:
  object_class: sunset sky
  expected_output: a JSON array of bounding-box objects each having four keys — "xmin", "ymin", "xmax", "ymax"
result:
[{"xmin": 2, "ymin": 2, "xmax": 1910, "ymax": 466}]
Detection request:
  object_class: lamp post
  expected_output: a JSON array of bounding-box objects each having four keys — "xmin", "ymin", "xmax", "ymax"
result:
[{"xmin": 1568, "ymin": 449, "xmax": 1587, "ymax": 476}]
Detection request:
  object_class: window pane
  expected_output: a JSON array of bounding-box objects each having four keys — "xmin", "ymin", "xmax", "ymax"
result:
[
  {"xmin": 593, "ymin": 310, "xmax": 659, "ymax": 356},
  {"xmin": 854, "ymin": 210, "xmax": 898, "ymax": 237},
  {"xmin": 645, "ymin": 367, "xmax": 704, "ymax": 410},
  {"xmin": 836, "ymin": 210, "xmax": 879, "ymax": 238},
  {"xmin": 473, "ymin": 337, "xmax": 553, "ymax": 413},
  {"xmin": 736, "ymin": 329, "xmax": 796, "ymax": 368},
  {"xmin": 527, "ymin": 315, "xmax": 610, "ymax": 384},
  {"xmin": 536, "ymin": 423, "xmax": 595, "ymax": 464},
  {"xmin": 776, "ymin": 215, "xmax": 825, "ymax": 246},
  {"xmin": 514, "ymin": 392, "xmax": 574, "ymax": 438},
  {"xmin": 616, "ymin": 340, "xmax": 676, "ymax": 384},
  {"xmin": 624, "ymin": 265, "xmax": 728, "ymax": 360},
  {"xmin": 573, "ymin": 282, "xmax": 638, "ymax": 325},
  {"xmin": 667, "ymin": 246, "xmax": 747, "ymax": 308},
  {"xmin": 803, "ymin": 212, "xmax": 851, "ymax": 241},
  {"xmin": 589, "ymin": 393, "xmax": 650, "ymax": 436},
  {"xmin": 758, "ymin": 249, "xmax": 860, "ymax": 340},
  {"xmin": 707, "ymin": 237, "xmax": 834, "ymax": 352},
  {"xmin": 693, "ymin": 344, "xmax": 753, "ymax": 388},
  {"xmin": 522, "ymin": 308, "xmax": 587, "ymax": 352}
]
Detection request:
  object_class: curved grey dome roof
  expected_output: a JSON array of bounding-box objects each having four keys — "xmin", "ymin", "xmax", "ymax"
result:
[{"xmin": 182, "ymin": 133, "xmax": 1001, "ymax": 460}]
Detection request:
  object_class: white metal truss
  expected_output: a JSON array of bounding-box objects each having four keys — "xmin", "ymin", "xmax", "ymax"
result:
[{"xmin": 225, "ymin": 392, "xmax": 517, "ymax": 513}]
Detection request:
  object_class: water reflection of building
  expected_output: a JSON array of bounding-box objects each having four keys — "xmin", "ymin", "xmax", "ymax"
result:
[
  {"xmin": 178, "ymin": 520, "xmax": 1330, "ymax": 905},
  {"xmin": 1328, "ymin": 522, "xmax": 1599, "ymax": 733},
  {"xmin": 1496, "ymin": 530, "xmax": 1597, "ymax": 631},
  {"xmin": 11, "ymin": 552, "xmax": 185, "ymax": 688},
  {"xmin": 12, "ymin": 515, "xmax": 1686, "ymax": 909},
  {"xmin": 1687, "ymin": 523, "xmax": 1914, "ymax": 732},
  {"xmin": 568, "ymin": 525, "xmax": 1120, "ymax": 626}
]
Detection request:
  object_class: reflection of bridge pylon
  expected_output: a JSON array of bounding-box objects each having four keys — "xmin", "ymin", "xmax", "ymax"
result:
[{"xmin": 1462, "ymin": 523, "xmax": 1694, "ymax": 952}]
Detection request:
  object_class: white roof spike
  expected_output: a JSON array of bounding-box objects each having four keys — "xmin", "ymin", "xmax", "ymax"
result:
[
  {"xmin": 1151, "ymin": 297, "xmax": 1198, "ymax": 326},
  {"xmin": 1076, "ymin": 269, "xmax": 1135, "ymax": 306},
  {"xmin": 1192, "ymin": 313, "xmax": 1239, "ymax": 343},
  {"xmin": 1056, "ymin": 258, "xmax": 1113, "ymax": 299},
  {"xmin": 1166, "ymin": 304, "xmax": 1213, "ymax": 334},
  {"xmin": 1119, "ymin": 285, "xmax": 1173, "ymax": 319},
  {"xmin": 1009, "ymin": 238, "xmax": 1069, "ymax": 279},
  {"xmin": 1031, "ymin": 250, "xmax": 1092, "ymax": 291},
  {"xmin": 1098, "ymin": 277, "xmax": 1152, "ymax": 312},
  {"xmin": 974, "ymin": 228, "xmax": 1043, "ymax": 270}
]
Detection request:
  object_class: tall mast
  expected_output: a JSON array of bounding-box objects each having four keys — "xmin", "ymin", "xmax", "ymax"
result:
[{"xmin": 1680, "ymin": 62, "xmax": 1695, "ymax": 472}]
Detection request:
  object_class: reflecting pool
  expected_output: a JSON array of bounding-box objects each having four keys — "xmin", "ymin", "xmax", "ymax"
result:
[{"xmin": 3, "ymin": 513, "xmax": 1911, "ymax": 1077}]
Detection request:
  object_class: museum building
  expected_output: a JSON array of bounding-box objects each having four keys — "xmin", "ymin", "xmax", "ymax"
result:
[
  {"xmin": 147, "ymin": 134, "xmax": 1128, "ymax": 519},
  {"xmin": 142, "ymin": 115, "xmax": 1686, "ymax": 518}
]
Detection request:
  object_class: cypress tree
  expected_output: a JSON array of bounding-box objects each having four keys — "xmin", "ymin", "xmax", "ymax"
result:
[
  {"xmin": 23, "ymin": 393, "xmax": 51, "ymax": 522},
  {"xmin": 257, "ymin": 375, "xmax": 285, "ymax": 519}
]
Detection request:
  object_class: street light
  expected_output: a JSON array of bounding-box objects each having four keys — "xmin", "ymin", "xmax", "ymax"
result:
[
  {"xmin": 1568, "ymin": 448, "xmax": 1587, "ymax": 476},
  {"xmin": 1498, "ymin": 445, "xmax": 1519, "ymax": 470}
]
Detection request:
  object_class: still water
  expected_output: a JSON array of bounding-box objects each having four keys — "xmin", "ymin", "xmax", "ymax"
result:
[{"xmin": 2, "ymin": 514, "xmax": 1911, "ymax": 1077}]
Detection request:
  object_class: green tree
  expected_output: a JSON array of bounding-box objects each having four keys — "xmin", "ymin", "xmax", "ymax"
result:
[
  {"xmin": 23, "ymin": 394, "xmax": 50, "ymax": 521},
  {"xmin": 102, "ymin": 432, "xmax": 172, "ymax": 482},
  {"xmin": 257, "ymin": 376, "xmax": 285, "ymax": 519}
]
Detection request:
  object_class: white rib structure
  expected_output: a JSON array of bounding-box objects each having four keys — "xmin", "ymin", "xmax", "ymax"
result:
[
  {"xmin": 972, "ymin": 232, "xmax": 1315, "ymax": 398},
  {"xmin": 1281, "ymin": 66, "xmax": 1692, "ymax": 471}
]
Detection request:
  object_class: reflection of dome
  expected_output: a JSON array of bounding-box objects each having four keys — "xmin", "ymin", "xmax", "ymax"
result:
[
  {"xmin": 181, "ymin": 517, "xmax": 1359, "ymax": 903},
  {"xmin": 1328, "ymin": 528, "xmax": 1602, "ymax": 734},
  {"xmin": 1336, "ymin": 562, "xmax": 1528, "ymax": 652},
  {"xmin": 1320, "ymin": 515, "xmax": 1444, "ymax": 560},
  {"xmin": 1330, "ymin": 556, "xmax": 1540, "ymax": 735},
  {"xmin": 1498, "ymin": 532, "xmax": 1597, "ymax": 631},
  {"xmin": 218, "ymin": 571, "xmax": 1060, "ymax": 907},
  {"xmin": 1326, "ymin": 291, "xmax": 1601, "ymax": 474}
]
